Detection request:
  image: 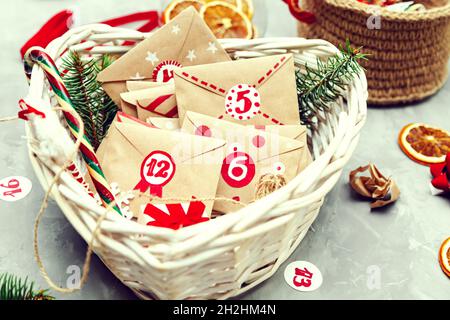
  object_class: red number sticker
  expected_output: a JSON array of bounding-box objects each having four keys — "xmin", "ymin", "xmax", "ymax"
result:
[
  {"xmin": 225, "ymin": 84, "xmax": 261, "ymax": 120},
  {"xmin": 134, "ymin": 151, "xmax": 176, "ymax": 197},
  {"xmin": 0, "ymin": 176, "xmax": 32, "ymax": 202},
  {"xmin": 221, "ymin": 148, "xmax": 256, "ymax": 188},
  {"xmin": 152, "ymin": 60, "xmax": 182, "ymax": 83}
]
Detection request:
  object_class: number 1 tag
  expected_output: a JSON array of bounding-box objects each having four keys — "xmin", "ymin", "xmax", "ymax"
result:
[{"xmin": 0, "ymin": 176, "xmax": 32, "ymax": 202}]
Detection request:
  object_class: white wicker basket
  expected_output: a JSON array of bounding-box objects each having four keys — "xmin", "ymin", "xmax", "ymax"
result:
[{"xmin": 24, "ymin": 24, "xmax": 367, "ymax": 300}]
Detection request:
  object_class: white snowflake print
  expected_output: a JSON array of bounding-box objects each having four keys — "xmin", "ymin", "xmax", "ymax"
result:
[
  {"xmin": 186, "ymin": 49, "xmax": 197, "ymax": 62},
  {"xmin": 207, "ymin": 41, "xmax": 218, "ymax": 54},
  {"xmin": 130, "ymin": 72, "xmax": 145, "ymax": 80},
  {"xmin": 145, "ymin": 51, "xmax": 159, "ymax": 66},
  {"xmin": 110, "ymin": 182, "xmax": 135, "ymax": 220},
  {"xmin": 171, "ymin": 24, "xmax": 181, "ymax": 35}
]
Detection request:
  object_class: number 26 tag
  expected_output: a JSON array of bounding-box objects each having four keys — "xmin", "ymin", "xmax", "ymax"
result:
[{"xmin": 0, "ymin": 176, "xmax": 32, "ymax": 202}]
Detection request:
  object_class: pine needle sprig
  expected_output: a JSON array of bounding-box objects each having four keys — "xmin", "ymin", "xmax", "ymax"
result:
[
  {"xmin": 0, "ymin": 273, "xmax": 54, "ymax": 300},
  {"xmin": 62, "ymin": 52, "xmax": 118, "ymax": 150},
  {"xmin": 296, "ymin": 40, "xmax": 368, "ymax": 126}
]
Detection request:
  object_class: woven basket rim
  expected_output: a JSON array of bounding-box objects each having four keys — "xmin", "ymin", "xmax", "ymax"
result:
[
  {"xmin": 324, "ymin": 0, "xmax": 450, "ymax": 20},
  {"xmin": 24, "ymin": 24, "xmax": 368, "ymax": 299}
]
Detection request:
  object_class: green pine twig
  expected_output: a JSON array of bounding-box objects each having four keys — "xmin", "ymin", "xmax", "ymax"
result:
[
  {"xmin": 61, "ymin": 52, "xmax": 118, "ymax": 150},
  {"xmin": 296, "ymin": 40, "xmax": 368, "ymax": 126},
  {"xmin": 0, "ymin": 273, "xmax": 54, "ymax": 300}
]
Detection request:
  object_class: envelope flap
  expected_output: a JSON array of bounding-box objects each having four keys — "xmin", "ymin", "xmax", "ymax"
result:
[
  {"xmin": 97, "ymin": 8, "xmax": 197, "ymax": 83},
  {"xmin": 174, "ymin": 54, "xmax": 293, "ymax": 96},
  {"xmin": 184, "ymin": 111, "xmax": 303, "ymax": 158},
  {"xmin": 253, "ymin": 125, "xmax": 307, "ymax": 144},
  {"xmin": 113, "ymin": 120, "xmax": 225, "ymax": 161},
  {"xmin": 126, "ymin": 81, "xmax": 161, "ymax": 91},
  {"xmin": 136, "ymin": 83, "xmax": 175, "ymax": 107}
]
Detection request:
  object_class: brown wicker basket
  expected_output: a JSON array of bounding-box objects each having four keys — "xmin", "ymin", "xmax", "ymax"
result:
[{"xmin": 298, "ymin": 0, "xmax": 450, "ymax": 105}]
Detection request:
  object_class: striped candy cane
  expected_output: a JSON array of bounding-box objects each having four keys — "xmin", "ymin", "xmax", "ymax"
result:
[{"xmin": 24, "ymin": 47, "xmax": 121, "ymax": 215}]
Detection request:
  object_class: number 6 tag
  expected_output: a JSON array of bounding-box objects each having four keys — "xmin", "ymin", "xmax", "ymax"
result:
[
  {"xmin": 134, "ymin": 150, "xmax": 176, "ymax": 197},
  {"xmin": 221, "ymin": 147, "xmax": 256, "ymax": 188}
]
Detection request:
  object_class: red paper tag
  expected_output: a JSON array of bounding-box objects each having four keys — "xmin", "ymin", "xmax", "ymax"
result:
[
  {"xmin": 221, "ymin": 146, "xmax": 256, "ymax": 188},
  {"xmin": 134, "ymin": 151, "xmax": 176, "ymax": 197}
]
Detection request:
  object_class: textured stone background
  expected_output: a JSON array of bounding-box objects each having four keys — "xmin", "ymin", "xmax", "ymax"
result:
[{"xmin": 0, "ymin": 0, "xmax": 449, "ymax": 300}]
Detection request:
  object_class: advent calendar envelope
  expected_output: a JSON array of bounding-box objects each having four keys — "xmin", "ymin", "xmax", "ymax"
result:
[
  {"xmin": 250, "ymin": 125, "xmax": 312, "ymax": 172},
  {"xmin": 146, "ymin": 117, "xmax": 180, "ymax": 130},
  {"xmin": 181, "ymin": 111, "xmax": 303, "ymax": 213},
  {"xmin": 120, "ymin": 83, "xmax": 178, "ymax": 119},
  {"xmin": 174, "ymin": 54, "xmax": 300, "ymax": 125},
  {"xmin": 97, "ymin": 7, "xmax": 230, "ymax": 107},
  {"xmin": 126, "ymin": 81, "xmax": 160, "ymax": 92},
  {"xmin": 96, "ymin": 117, "xmax": 226, "ymax": 218}
]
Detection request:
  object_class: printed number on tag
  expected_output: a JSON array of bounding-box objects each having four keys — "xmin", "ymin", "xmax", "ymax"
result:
[
  {"xmin": 284, "ymin": 261, "xmax": 323, "ymax": 292},
  {"xmin": 0, "ymin": 176, "xmax": 32, "ymax": 202},
  {"xmin": 225, "ymin": 84, "xmax": 261, "ymax": 120},
  {"xmin": 221, "ymin": 145, "xmax": 256, "ymax": 188}
]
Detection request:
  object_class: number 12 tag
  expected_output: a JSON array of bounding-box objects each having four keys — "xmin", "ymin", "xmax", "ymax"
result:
[{"xmin": 134, "ymin": 150, "xmax": 176, "ymax": 197}]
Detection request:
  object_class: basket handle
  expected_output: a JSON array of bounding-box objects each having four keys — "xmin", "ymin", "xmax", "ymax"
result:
[{"xmin": 282, "ymin": 0, "xmax": 316, "ymax": 24}]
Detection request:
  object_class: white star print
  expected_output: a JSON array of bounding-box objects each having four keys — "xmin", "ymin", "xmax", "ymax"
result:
[
  {"xmin": 145, "ymin": 51, "xmax": 159, "ymax": 66},
  {"xmin": 130, "ymin": 72, "xmax": 145, "ymax": 80},
  {"xmin": 186, "ymin": 49, "xmax": 196, "ymax": 62},
  {"xmin": 207, "ymin": 41, "xmax": 218, "ymax": 54},
  {"xmin": 171, "ymin": 24, "xmax": 181, "ymax": 35}
]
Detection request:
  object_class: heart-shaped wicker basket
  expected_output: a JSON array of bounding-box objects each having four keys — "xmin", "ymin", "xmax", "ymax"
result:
[{"xmin": 24, "ymin": 24, "xmax": 367, "ymax": 299}]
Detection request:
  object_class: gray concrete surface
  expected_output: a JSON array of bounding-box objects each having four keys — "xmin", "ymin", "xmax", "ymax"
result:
[{"xmin": 0, "ymin": 0, "xmax": 449, "ymax": 300}]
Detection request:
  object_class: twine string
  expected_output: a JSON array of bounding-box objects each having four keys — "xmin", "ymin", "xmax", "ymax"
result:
[{"xmin": 0, "ymin": 111, "xmax": 286, "ymax": 294}]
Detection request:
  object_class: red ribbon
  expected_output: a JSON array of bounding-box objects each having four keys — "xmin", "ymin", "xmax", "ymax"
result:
[
  {"xmin": 17, "ymin": 99, "xmax": 46, "ymax": 121},
  {"xmin": 20, "ymin": 10, "xmax": 160, "ymax": 59},
  {"xmin": 430, "ymin": 153, "xmax": 450, "ymax": 192},
  {"xmin": 134, "ymin": 179, "xmax": 163, "ymax": 197},
  {"xmin": 143, "ymin": 200, "xmax": 208, "ymax": 230},
  {"xmin": 282, "ymin": 0, "xmax": 316, "ymax": 24}
]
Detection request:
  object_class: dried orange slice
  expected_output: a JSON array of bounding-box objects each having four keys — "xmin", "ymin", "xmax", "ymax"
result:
[
  {"xmin": 439, "ymin": 237, "xmax": 450, "ymax": 277},
  {"xmin": 398, "ymin": 123, "xmax": 450, "ymax": 165},
  {"xmin": 204, "ymin": 0, "xmax": 254, "ymax": 19},
  {"xmin": 200, "ymin": 1, "xmax": 253, "ymax": 39},
  {"xmin": 162, "ymin": 0, "xmax": 204, "ymax": 24}
]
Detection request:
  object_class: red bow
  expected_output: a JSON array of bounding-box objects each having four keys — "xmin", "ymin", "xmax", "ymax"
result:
[
  {"xmin": 282, "ymin": 0, "xmax": 316, "ymax": 24},
  {"xmin": 20, "ymin": 10, "xmax": 159, "ymax": 59},
  {"xmin": 18, "ymin": 99, "xmax": 46, "ymax": 121},
  {"xmin": 430, "ymin": 153, "xmax": 450, "ymax": 192},
  {"xmin": 142, "ymin": 200, "xmax": 209, "ymax": 230}
]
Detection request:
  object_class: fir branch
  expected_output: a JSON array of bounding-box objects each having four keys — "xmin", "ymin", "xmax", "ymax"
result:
[
  {"xmin": 296, "ymin": 40, "xmax": 368, "ymax": 126},
  {"xmin": 62, "ymin": 52, "xmax": 118, "ymax": 150},
  {"xmin": 0, "ymin": 273, "xmax": 54, "ymax": 300}
]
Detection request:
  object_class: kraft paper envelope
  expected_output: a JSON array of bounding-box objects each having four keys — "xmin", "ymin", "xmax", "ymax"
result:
[
  {"xmin": 97, "ymin": 7, "xmax": 230, "ymax": 107},
  {"xmin": 250, "ymin": 125, "xmax": 312, "ymax": 173},
  {"xmin": 96, "ymin": 116, "xmax": 226, "ymax": 218},
  {"xmin": 120, "ymin": 83, "xmax": 177, "ymax": 119},
  {"xmin": 174, "ymin": 54, "xmax": 300, "ymax": 125},
  {"xmin": 126, "ymin": 81, "xmax": 160, "ymax": 92},
  {"xmin": 181, "ymin": 111, "xmax": 303, "ymax": 213},
  {"xmin": 147, "ymin": 117, "xmax": 180, "ymax": 130}
]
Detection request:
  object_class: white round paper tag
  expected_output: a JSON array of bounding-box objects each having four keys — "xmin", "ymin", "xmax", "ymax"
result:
[
  {"xmin": 284, "ymin": 260, "xmax": 323, "ymax": 292},
  {"xmin": 0, "ymin": 176, "xmax": 32, "ymax": 202}
]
